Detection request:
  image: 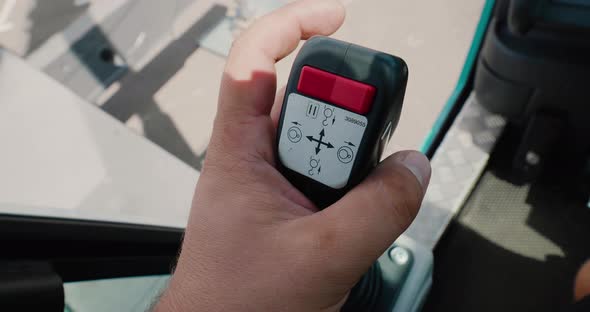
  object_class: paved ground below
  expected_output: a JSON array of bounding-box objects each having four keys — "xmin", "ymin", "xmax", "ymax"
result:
[{"xmin": 1, "ymin": 0, "xmax": 485, "ymax": 169}]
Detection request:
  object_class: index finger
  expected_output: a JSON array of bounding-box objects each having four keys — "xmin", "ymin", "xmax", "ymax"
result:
[{"xmin": 218, "ymin": 0, "xmax": 345, "ymax": 119}]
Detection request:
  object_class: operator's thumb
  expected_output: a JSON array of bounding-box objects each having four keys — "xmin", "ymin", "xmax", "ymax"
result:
[{"xmin": 308, "ymin": 151, "xmax": 430, "ymax": 279}]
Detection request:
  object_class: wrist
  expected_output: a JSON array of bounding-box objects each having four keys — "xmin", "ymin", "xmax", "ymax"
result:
[
  {"xmin": 154, "ymin": 274, "xmax": 194, "ymax": 312},
  {"xmin": 154, "ymin": 257, "xmax": 211, "ymax": 312}
]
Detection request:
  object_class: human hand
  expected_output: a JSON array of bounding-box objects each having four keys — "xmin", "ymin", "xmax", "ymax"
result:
[
  {"xmin": 155, "ymin": 1, "xmax": 431, "ymax": 311},
  {"xmin": 575, "ymin": 260, "xmax": 590, "ymax": 302}
]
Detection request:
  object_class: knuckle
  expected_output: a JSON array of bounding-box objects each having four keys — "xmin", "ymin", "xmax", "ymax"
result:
[
  {"xmin": 295, "ymin": 225, "xmax": 338, "ymax": 256},
  {"xmin": 212, "ymin": 117, "xmax": 251, "ymax": 150},
  {"xmin": 294, "ymin": 225, "xmax": 340, "ymax": 261},
  {"xmin": 229, "ymin": 24, "xmax": 259, "ymax": 56},
  {"xmin": 229, "ymin": 34, "xmax": 247, "ymax": 54},
  {"xmin": 312, "ymin": 226, "xmax": 339, "ymax": 253},
  {"xmin": 299, "ymin": 227, "xmax": 350, "ymax": 282}
]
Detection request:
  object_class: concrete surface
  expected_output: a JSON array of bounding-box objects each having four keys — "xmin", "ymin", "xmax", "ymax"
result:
[
  {"xmin": 0, "ymin": 0, "xmax": 485, "ymax": 170},
  {"xmin": 123, "ymin": 0, "xmax": 487, "ymax": 166},
  {"xmin": 0, "ymin": 49, "xmax": 198, "ymax": 227}
]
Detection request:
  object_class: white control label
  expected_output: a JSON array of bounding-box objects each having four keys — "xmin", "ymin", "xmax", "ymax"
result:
[{"xmin": 278, "ymin": 93, "xmax": 368, "ymax": 189}]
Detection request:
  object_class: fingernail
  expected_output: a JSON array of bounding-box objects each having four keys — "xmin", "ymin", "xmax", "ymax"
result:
[{"xmin": 396, "ymin": 151, "xmax": 431, "ymax": 188}]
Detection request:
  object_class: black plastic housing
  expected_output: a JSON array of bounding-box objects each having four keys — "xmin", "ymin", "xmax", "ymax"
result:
[
  {"xmin": 474, "ymin": 0, "xmax": 590, "ymax": 180},
  {"xmin": 0, "ymin": 214, "xmax": 182, "ymax": 282},
  {"xmin": 276, "ymin": 36, "xmax": 408, "ymax": 208}
]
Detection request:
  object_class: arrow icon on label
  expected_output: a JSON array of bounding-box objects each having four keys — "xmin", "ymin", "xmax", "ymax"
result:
[
  {"xmin": 307, "ymin": 128, "xmax": 334, "ymax": 155},
  {"xmin": 292, "ymin": 121, "xmax": 301, "ymax": 126},
  {"xmin": 345, "ymin": 141, "xmax": 356, "ymax": 147}
]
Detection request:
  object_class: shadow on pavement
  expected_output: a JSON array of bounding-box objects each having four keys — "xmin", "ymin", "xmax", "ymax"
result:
[
  {"xmin": 101, "ymin": 4, "xmax": 227, "ymax": 171},
  {"xmin": 26, "ymin": 0, "xmax": 89, "ymax": 55}
]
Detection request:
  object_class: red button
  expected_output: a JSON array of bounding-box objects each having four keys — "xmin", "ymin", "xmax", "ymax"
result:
[{"xmin": 297, "ymin": 66, "xmax": 376, "ymax": 114}]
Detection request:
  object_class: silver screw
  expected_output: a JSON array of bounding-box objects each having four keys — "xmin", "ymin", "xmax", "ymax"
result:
[
  {"xmin": 389, "ymin": 247, "xmax": 409, "ymax": 265},
  {"xmin": 525, "ymin": 151, "xmax": 541, "ymax": 167}
]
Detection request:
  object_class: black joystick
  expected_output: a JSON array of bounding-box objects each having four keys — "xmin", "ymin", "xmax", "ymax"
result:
[{"xmin": 275, "ymin": 36, "xmax": 409, "ymax": 311}]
